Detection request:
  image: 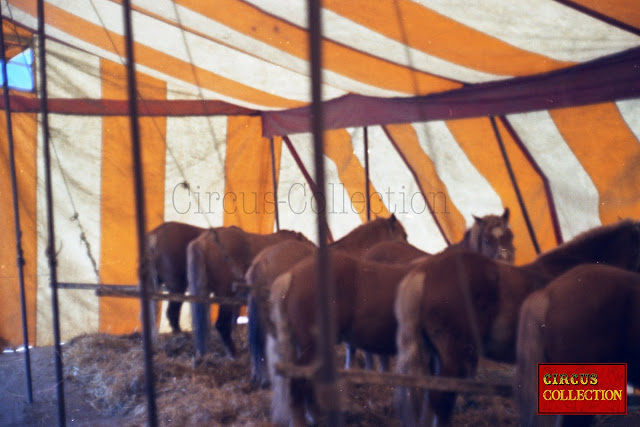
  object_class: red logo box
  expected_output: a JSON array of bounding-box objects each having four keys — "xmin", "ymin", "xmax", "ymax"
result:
[{"xmin": 538, "ymin": 363, "xmax": 627, "ymax": 415}]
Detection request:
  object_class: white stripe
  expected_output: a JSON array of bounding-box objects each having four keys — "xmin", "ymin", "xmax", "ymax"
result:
[
  {"xmin": 35, "ymin": 41, "xmax": 102, "ymax": 345},
  {"xmin": 413, "ymin": 0, "xmax": 640, "ymax": 62},
  {"xmin": 286, "ymin": 134, "xmax": 363, "ymax": 241},
  {"xmin": 38, "ymin": 0, "xmax": 344, "ymax": 102},
  {"xmin": 36, "ymin": 116, "xmax": 102, "ymax": 345},
  {"xmin": 164, "ymin": 87, "xmax": 227, "ymax": 228},
  {"xmin": 133, "ymin": 0, "xmax": 406, "ymax": 97},
  {"xmin": 506, "ymin": 111, "xmax": 601, "ymax": 240},
  {"xmin": 352, "ymin": 126, "xmax": 448, "ymax": 253},
  {"xmin": 5, "ymin": 1, "xmax": 313, "ymax": 109},
  {"xmin": 244, "ymin": 0, "xmax": 506, "ymax": 83},
  {"xmin": 45, "ymin": 39, "xmax": 102, "ymax": 98},
  {"xmin": 411, "ymin": 121, "xmax": 504, "ymax": 226},
  {"xmin": 616, "ymin": 99, "xmax": 640, "ymax": 143},
  {"xmin": 276, "ymin": 139, "xmax": 319, "ymax": 243}
]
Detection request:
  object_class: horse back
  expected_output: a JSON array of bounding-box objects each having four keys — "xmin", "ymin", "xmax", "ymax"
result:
[
  {"xmin": 362, "ymin": 241, "xmax": 429, "ymax": 264},
  {"xmin": 542, "ymin": 265, "xmax": 640, "ymax": 373}
]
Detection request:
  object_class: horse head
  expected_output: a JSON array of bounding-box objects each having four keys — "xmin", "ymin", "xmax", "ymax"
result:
[{"xmin": 468, "ymin": 208, "xmax": 515, "ymax": 263}]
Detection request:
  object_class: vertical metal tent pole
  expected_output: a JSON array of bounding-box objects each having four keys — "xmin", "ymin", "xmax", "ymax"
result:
[
  {"xmin": 363, "ymin": 126, "xmax": 371, "ymax": 222},
  {"xmin": 308, "ymin": 1, "xmax": 342, "ymax": 425},
  {"xmin": 490, "ymin": 115, "xmax": 541, "ymax": 254},
  {"xmin": 121, "ymin": 1, "xmax": 158, "ymax": 426},
  {"xmin": 0, "ymin": 12, "xmax": 33, "ymax": 404},
  {"xmin": 36, "ymin": 1, "xmax": 66, "ymax": 425},
  {"xmin": 270, "ymin": 137, "xmax": 280, "ymax": 231}
]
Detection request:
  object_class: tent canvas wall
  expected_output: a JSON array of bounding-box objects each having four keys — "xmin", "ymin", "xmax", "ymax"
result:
[{"xmin": 1, "ymin": 0, "xmax": 639, "ymax": 348}]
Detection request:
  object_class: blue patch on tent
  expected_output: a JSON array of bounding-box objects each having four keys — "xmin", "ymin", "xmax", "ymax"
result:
[{"xmin": 0, "ymin": 48, "xmax": 34, "ymax": 91}]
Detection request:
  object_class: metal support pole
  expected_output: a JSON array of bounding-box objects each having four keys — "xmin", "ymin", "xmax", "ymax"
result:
[
  {"xmin": 121, "ymin": 2, "xmax": 158, "ymax": 426},
  {"xmin": 270, "ymin": 137, "xmax": 280, "ymax": 231},
  {"xmin": 36, "ymin": 1, "xmax": 65, "ymax": 425},
  {"xmin": 0, "ymin": 11, "xmax": 33, "ymax": 404},
  {"xmin": 490, "ymin": 115, "xmax": 541, "ymax": 254},
  {"xmin": 363, "ymin": 126, "xmax": 371, "ymax": 222},
  {"xmin": 308, "ymin": 1, "xmax": 342, "ymax": 425}
]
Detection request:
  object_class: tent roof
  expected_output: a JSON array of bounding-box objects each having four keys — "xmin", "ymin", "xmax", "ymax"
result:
[{"xmin": 4, "ymin": 0, "xmax": 639, "ymax": 111}]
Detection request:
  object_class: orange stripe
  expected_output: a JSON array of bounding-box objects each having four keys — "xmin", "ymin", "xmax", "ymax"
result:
[
  {"xmin": 0, "ymin": 111, "xmax": 38, "ymax": 347},
  {"xmin": 385, "ymin": 123, "xmax": 466, "ymax": 245},
  {"xmin": 324, "ymin": 0, "xmax": 573, "ymax": 77},
  {"xmin": 550, "ymin": 103, "xmax": 640, "ymax": 225},
  {"xmin": 99, "ymin": 59, "xmax": 166, "ymax": 334},
  {"xmin": 223, "ymin": 116, "xmax": 279, "ymax": 234},
  {"xmin": 9, "ymin": 0, "xmax": 301, "ymax": 109},
  {"xmin": 446, "ymin": 118, "xmax": 557, "ymax": 264},
  {"xmin": 324, "ymin": 129, "xmax": 390, "ymax": 222},
  {"xmin": 566, "ymin": 0, "xmax": 640, "ymax": 31},
  {"xmin": 176, "ymin": 0, "xmax": 461, "ymax": 95},
  {"xmin": 2, "ymin": 20, "xmax": 33, "ymax": 60}
]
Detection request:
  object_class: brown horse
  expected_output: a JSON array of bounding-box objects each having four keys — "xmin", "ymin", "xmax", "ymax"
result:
[
  {"xmin": 266, "ymin": 212, "xmax": 517, "ymax": 425},
  {"xmin": 246, "ymin": 215, "xmax": 408, "ymax": 386},
  {"xmin": 516, "ymin": 264, "xmax": 640, "ymax": 427},
  {"xmin": 394, "ymin": 219, "xmax": 640, "ymax": 426},
  {"xmin": 187, "ymin": 226, "xmax": 312, "ymax": 358},
  {"xmin": 352, "ymin": 208, "xmax": 514, "ymax": 371},
  {"xmin": 141, "ymin": 221, "xmax": 206, "ymax": 334}
]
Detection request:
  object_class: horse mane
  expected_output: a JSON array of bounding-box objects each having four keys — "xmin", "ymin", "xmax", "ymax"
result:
[{"xmin": 532, "ymin": 219, "xmax": 640, "ymax": 270}]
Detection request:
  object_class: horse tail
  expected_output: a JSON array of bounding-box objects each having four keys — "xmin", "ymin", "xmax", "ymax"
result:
[
  {"xmin": 267, "ymin": 271, "xmax": 294, "ymax": 426},
  {"xmin": 394, "ymin": 269, "xmax": 430, "ymax": 426},
  {"xmin": 187, "ymin": 239, "xmax": 210, "ymax": 357},
  {"xmin": 515, "ymin": 290, "xmax": 551, "ymax": 427}
]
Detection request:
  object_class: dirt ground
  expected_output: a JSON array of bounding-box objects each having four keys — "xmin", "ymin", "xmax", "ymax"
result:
[
  {"xmin": 0, "ymin": 346, "xmax": 132, "ymax": 426},
  {"xmin": 1, "ymin": 325, "xmax": 638, "ymax": 426}
]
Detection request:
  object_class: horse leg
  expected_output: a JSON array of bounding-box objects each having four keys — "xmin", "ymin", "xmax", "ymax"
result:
[
  {"xmin": 166, "ymin": 301, "xmax": 183, "ymax": 333},
  {"xmin": 291, "ymin": 346, "xmax": 316, "ymax": 426},
  {"xmin": 216, "ymin": 304, "xmax": 236, "ymax": 358},
  {"xmin": 422, "ymin": 336, "xmax": 477, "ymax": 427},
  {"xmin": 248, "ymin": 294, "xmax": 269, "ymax": 387},
  {"xmin": 162, "ymin": 279, "xmax": 181, "ymax": 333}
]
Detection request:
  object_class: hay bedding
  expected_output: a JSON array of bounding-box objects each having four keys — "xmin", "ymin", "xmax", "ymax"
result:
[{"xmin": 63, "ymin": 324, "xmax": 521, "ymax": 426}]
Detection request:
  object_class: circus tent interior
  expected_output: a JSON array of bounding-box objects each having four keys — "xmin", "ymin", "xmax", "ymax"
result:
[{"xmin": 0, "ymin": 0, "xmax": 639, "ymax": 351}]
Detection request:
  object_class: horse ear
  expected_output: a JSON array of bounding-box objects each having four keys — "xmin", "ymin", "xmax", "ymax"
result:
[
  {"xmin": 502, "ymin": 207, "xmax": 510, "ymax": 222},
  {"xmin": 473, "ymin": 214, "xmax": 484, "ymax": 225},
  {"xmin": 390, "ymin": 213, "xmax": 397, "ymax": 224}
]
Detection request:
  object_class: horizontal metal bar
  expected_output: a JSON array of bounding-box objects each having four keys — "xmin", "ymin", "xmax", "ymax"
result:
[
  {"xmin": 276, "ymin": 362, "xmax": 513, "ymax": 396},
  {"xmin": 58, "ymin": 283, "xmax": 137, "ymax": 291},
  {"xmin": 95, "ymin": 287, "xmax": 247, "ymax": 306}
]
